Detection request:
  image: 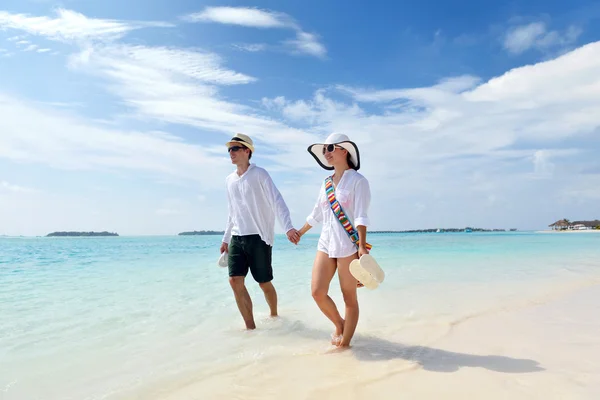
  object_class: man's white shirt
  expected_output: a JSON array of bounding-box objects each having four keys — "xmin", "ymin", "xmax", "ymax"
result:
[{"xmin": 222, "ymin": 164, "xmax": 294, "ymax": 246}]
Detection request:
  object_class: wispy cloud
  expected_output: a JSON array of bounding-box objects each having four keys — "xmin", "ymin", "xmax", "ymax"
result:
[
  {"xmin": 232, "ymin": 43, "xmax": 267, "ymax": 52},
  {"xmin": 283, "ymin": 31, "xmax": 327, "ymax": 58},
  {"xmin": 0, "ymin": 181, "xmax": 37, "ymax": 194},
  {"xmin": 503, "ymin": 21, "xmax": 582, "ymax": 55},
  {"xmin": 67, "ymin": 43, "xmax": 317, "ymax": 153},
  {"xmin": 183, "ymin": 6, "xmax": 326, "ymax": 58},
  {"xmin": 0, "ymin": 93, "xmax": 232, "ymax": 188},
  {"xmin": 0, "ymin": 8, "xmax": 171, "ymax": 43}
]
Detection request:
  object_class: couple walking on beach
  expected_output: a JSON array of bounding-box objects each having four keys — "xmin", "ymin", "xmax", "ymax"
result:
[{"xmin": 219, "ymin": 133, "xmax": 371, "ymax": 348}]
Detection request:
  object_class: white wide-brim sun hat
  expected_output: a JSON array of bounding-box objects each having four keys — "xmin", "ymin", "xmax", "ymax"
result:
[
  {"xmin": 349, "ymin": 254, "xmax": 385, "ymax": 290},
  {"xmin": 307, "ymin": 133, "xmax": 360, "ymax": 170}
]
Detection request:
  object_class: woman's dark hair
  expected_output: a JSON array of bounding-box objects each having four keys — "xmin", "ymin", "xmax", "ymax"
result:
[{"xmin": 346, "ymin": 152, "xmax": 357, "ymax": 170}]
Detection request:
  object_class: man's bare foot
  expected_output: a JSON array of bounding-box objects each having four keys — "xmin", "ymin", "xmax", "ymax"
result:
[{"xmin": 245, "ymin": 320, "xmax": 256, "ymax": 330}]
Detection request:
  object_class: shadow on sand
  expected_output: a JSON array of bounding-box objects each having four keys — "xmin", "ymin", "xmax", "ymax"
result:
[
  {"xmin": 279, "ymin": 319, "xmax": 544, "ymax": 374},
  {"xmin": 349, "ymin": 335, "xmax": 545, "ymax": 373}
]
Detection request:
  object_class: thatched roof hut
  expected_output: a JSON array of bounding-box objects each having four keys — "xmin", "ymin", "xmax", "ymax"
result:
[{"xmin": 548, "ymin": 219, "xmax": 570, "ymax": 230}]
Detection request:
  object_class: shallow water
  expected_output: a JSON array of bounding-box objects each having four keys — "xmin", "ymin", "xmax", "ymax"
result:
[{"xmin": 1, "ymin": 232, "xmax": 599, "ymax": 399}]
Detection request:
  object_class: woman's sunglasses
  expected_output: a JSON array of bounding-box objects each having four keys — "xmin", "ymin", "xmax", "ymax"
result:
[
  {"xmin": 228, "ymin": 146, "xmax": 246, "ymax": 153},
  {"xmin": 322, "ymin": 144, "xmax": 343, "ymax": 155}
]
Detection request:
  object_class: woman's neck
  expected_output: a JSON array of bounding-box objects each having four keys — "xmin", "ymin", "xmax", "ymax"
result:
[{"xmin": 333, "ymin": 164, "xmax": 350, "ymax": 179}]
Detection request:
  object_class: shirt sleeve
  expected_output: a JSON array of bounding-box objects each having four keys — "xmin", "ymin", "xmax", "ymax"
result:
[
  {"xmin": 306, "ymin": 184, "xmax": 324, "ymax": 227},
  {"xmin": 261, "ymin": 170, "xmax": 295, "ymax": 233},
  {"xmin": 353, "ymin": 177, "xmax": 371, "ymax": 227},
  {"xmin": 222, "ymin": 183, "xmax": 234, "ymax": 244}
]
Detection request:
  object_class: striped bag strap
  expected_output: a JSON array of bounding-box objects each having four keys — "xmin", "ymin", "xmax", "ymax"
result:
[{"xmin": 324, "ymin": 177, "xmax": 372, "ymax": 250}]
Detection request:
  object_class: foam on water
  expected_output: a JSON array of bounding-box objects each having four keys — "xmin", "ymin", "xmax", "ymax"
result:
[{"xmin": 1, "ymin": 232, "xmax": 599, "ymax": 399}]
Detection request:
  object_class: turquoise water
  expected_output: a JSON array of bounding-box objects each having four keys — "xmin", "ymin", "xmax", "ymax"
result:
[{"xmin": 1, "ymin": 232, "xmax": 599, "ymax": 399}]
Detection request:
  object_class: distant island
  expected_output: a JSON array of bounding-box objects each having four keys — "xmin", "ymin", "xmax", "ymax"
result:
[
  {"xmin": 371, "ymin": 227, "xmax": 515, "ymax": 233},
  {"xmin": 178, "ymin": 230, "xmax": 225, "ymax": 236},
  {"xmin": 46, "ymin": 231, "xmax": 119, "ymax": 237}
]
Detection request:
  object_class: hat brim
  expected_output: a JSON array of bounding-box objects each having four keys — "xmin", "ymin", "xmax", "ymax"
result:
[{"xmin": 307, "ymin": 141, "xmax": 360, "ymax": 170}]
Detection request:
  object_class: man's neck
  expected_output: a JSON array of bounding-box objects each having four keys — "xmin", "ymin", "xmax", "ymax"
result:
[{"xmin": 236, "ymin": 162, "xmax": 251, "ymax": 176}]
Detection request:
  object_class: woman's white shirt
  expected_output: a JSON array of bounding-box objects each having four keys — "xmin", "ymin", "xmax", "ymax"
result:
[{"xmin": 306, "ymin": 169, "xmax": 371, "ymax": 258}]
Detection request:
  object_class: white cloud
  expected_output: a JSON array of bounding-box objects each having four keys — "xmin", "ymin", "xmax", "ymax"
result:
[
  {"xmin": 338, "ymin": 75, "xmax": 481, "ymax": 103},
  {"xmin": 69, "ymin": 45, "xmax": 257, "ymax": 86},
  {"xmin": 232, "ymin": 43, "xmax": 267, "ymax": 52},
  {"xmin": 183, "ymin": 6, "xmax": 326, "ymax": 58},
  {"xmin": 184, "ymin": 7, "xmax": 292, "ymax": 29},
  {"xmin": 0, "ymin": 92, "xmax": 232, "ymax": 187},
  {"xmin": 0, "ymin": 8, "xmax": 171, "ymax": 43},
  {"xmin": 0, "ymin": 181, "xmax": 37, "ymax": 194},
  {"xmin": 284, "ymin": 31, "xmax": 326, "ymax": 58},
  {"xmin": 532, "ymin": 150, "xmax": 555, "ymax": 178},
  {"xmin": 37, "ymin": 48, "xmax": 51, "ymax": 53},
  {"xmin": 67, "ymin": 43, "xmax": 319, "ymax": 155},
  {"xmin": 503, "ymin": 22, "xmax": 582, "ymax": 54}
]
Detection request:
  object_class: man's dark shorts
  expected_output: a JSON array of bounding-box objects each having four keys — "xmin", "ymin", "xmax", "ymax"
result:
[{"xmin": 228, "ymin": 234, "xmax": 273, "ymax": 283}]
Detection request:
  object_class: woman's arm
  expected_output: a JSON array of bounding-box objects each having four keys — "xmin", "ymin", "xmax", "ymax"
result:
[
  {"xmin": 357, "ymin": 225, "xmax": 369, "ymax": 257},
  {"xmin": 298, "ymin": 222, "xmax": 313, "ymax": 237},
  {"xmin": 354, "ymin": 177, "xmax": 371, "ymax": 257}
]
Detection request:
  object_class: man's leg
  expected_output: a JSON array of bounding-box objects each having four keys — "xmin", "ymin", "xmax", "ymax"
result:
[
  {"xmin": 249, "ymin": 235, "xmax": 277, "ymax": 317},
  {"xmin": 229, "ymin": 276, "xmax": 256, "ymax": 329},
  {"xmin": 228, "ymin": 236, "xmax": 255, "ymax": 329},
  {"xmin": 259, "ymin": 281, "xmax": 277, "ymax": 317}
]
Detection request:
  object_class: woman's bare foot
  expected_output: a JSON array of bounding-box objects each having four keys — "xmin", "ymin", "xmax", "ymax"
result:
[{"xmin": 331, "ymin": 319, "xmax": 345, "ymax": 345}]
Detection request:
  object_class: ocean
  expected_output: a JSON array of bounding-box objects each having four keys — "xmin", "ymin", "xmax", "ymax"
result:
[{"xmin": 1, "ymin": 232, "xmax": 599, "ymax": 399}]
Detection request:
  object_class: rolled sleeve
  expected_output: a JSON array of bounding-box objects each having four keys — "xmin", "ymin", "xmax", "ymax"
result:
[{"xmin": 353, "ymin": 177, "xmax": 371, "ymax": 227}]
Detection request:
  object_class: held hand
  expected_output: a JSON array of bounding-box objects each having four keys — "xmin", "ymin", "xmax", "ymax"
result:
[
  {"xmin": 220, "ymin": 242, "xmax": 229, "ymax": 254},
  {"xmin": 358, "ymin": 244, "xmax": 369, "ymax": 258},
  {"xmin": 287, "ymin": 229, "xmax": 301, "ymax": 245}
]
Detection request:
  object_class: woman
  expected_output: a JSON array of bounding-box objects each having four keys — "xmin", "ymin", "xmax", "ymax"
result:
[{"xmin": 298, "ymin": 133, "xmax": 371, "ymax": 348}]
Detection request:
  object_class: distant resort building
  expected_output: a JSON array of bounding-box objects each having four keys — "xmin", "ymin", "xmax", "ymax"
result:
[{"xmin": 548, "ymin": 219, "xmax": 600, "ymax": 231}]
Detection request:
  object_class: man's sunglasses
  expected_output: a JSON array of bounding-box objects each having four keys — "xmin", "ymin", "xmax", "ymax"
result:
[
  {"xmin": 228, "ymin": 146, "xmax": 247, "ymax": 152},
  {"xmin": 322, "ymin": 144, "xmax": 343, "ymax": 155}
]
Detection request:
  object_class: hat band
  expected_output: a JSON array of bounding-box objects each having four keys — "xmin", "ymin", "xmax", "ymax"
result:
[{"xmin": 231, "ymin": 137, "xmax": 249, "ymax": 145}]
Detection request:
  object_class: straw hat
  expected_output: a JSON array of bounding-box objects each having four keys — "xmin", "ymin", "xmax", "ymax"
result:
[
  {"xmin": 226, "ymin": 133, "xmax": 255, "ymax": 152},
  {"xmin": 307, "ymin": 133, "xmax": 360, "ymax": 170}
]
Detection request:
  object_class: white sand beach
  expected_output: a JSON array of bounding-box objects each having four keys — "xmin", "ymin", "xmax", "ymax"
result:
[{"xmin": 134, "ymin": 281, "xmax": 600, "ymax": 400}]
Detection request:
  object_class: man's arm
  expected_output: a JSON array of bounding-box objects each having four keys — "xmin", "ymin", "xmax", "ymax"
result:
[
  {"xmin": 221, "ymin": 185, "xmax": 234, "ymax": 252},
  {"xmin": 260, "ymin": 170, "xmax": 299, "ymax": 243}
]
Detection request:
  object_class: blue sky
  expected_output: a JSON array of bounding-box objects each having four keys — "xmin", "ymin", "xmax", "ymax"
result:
[{"xmin": 1, "ymin": 0, "xmax": 599, "ymax": 236}]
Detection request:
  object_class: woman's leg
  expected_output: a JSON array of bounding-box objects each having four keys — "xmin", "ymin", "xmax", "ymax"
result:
[
  {"xmin": 337, "ymin": 252, "xmax": 360, "ymax": 347},
  {"xmin": 311, "ymin": 251, "xmax": 345, "ymax": 343}
]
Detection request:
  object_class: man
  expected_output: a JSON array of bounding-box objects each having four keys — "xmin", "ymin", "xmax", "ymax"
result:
[{"xmin": 220, "ymin": 133, "xmax": 300, "ymax": 330}]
